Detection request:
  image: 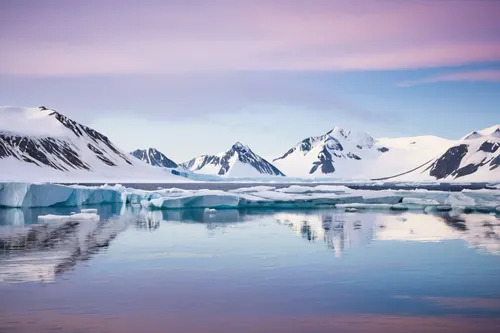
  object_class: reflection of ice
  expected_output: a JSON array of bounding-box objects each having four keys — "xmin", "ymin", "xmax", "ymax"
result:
[
  {"xmin": 137, "ymin": 210, "xmax": 162, "ymax": 230},
  {"xmin": 276, "ymin": 211, "xmax": 376, "ymax": 257},
  {"xmin": 375, "ymin": 213, "xmax": 500, "ymax": 255},
  {"xmin": 277, "ymin": 211, "xmax": 500, "ymax": 256},
  {"xmin": 0, "ymin": 213, "xmax": 132, "ymax": 283},
  {"xmin": 0, "ymin": 208, "xmax": 25, "ymax": 227},
  {"xmin": 376, "ymin": 214, "xmax": 460, "ymax": 242}
]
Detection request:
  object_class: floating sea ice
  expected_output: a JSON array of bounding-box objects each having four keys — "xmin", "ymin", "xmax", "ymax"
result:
[
  {"xmin": 229, "ymin": 186, "xmax": 276, "ymax": 193},
  {"xmin": 204, "ymin": 208, "xmax": 217, "ymax": 214},
  {"xmin": 402, "ymin": 197, "xmax": 440, "ymax": 206},
  {"xmin": 275, "ymin": 185, "xmax": 351, "ymax": 194},
  {"xmin": 80, "ymin": 208, "xmax": 98, "ymax": 214},
  {"xmin": 38, "ymin": 212, "xmax": 100, "ymax": 222},
  {"xmin": 336, "ymin": 203, "xmax": 393, "ymax": 210},
  {"xmin": 445, "ymin": 193, "xmax": 476, "ymax": 208}
]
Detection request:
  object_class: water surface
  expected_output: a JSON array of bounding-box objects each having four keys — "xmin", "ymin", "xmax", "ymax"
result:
[{"xmin": 1, "ymin": 206, "xmax": 500, "ymax": 333}]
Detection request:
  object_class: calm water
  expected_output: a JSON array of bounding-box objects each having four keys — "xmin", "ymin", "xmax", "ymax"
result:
[{"xmin": 1, "ymin": 206, "xmax": 500, "ymax": 333}]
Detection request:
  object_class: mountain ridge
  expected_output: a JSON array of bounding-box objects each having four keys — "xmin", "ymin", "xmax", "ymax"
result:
[
  {"xmin": 182, "ymin": 142, "xmax": 285, "ymax": 177},
  {"xmin": 0, "ymin": 106, "xmax": 183, "ymax": 182},
  {"xmin": 130, "ymin": 148, "xmax": 178, "ymax": 168}
]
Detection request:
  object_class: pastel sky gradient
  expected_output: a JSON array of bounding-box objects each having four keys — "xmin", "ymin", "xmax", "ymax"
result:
[{"xmin": 1, "ymin": 0, "xmax": 499, "ymax": 162}]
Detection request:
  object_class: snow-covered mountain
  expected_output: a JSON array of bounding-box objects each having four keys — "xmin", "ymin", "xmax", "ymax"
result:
[
  {"xmin": 182, "ymin": 142, "xmax": 285, "ymax": 177},
  {"xmin": 2, "ymin": 106, "xmax": 498, "ymax": 182},
  {"xmin": 0, "ymin": 106, "xmax": 184, "ymax": 182},
  {"xmin": 272, "ymin": 126, "xmax": 453, "ymax": 179},
  {"xmin": 130, "ymin": 148, "xmax": 178, "ymax": 168},
  {"xmin": 390, "ymin": 125, "xmax": 500, "ymax": 182}
]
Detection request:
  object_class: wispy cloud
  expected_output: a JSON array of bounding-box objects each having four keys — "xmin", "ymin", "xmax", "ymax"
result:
[
  {"xmin": 1, "ymin": 0, "xmax": 500, "ymax": 75},
  {"xmin": 397, "ymin": 69, "xmax": 500, "ymax": 87}
]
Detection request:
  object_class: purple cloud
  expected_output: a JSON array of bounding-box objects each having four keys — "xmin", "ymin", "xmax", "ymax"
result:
[{"xmin": 1, "ymin": 0, "xmax": 500, "ymax": 75}]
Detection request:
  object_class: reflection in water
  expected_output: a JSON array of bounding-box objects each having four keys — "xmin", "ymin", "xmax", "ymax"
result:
[
  {"xmin": 1, "ymin": 206, "xmax": 500, "ymax": 333},
  {"xmin": 0, "ymin": 207, "xmax": 252, "ymax": 283},
  {"xmin": 276, "ymin": 211, "xmax": 500, "ymax": 256},
  {"xmin": 277, "ymin": 212, "xmax": 376, "ymax": 257},
  {"xmin": 1, "ymin": 206, "xmax": 499, "ymax": 283},
  {"xmin": 0, "ymin": 204, "xmax": 124, "ymax": 227},
  {"xmin": 0, "ymin": 214, "xmax": 133, "ymax": 283}
]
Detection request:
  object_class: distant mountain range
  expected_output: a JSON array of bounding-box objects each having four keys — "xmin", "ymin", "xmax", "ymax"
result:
[
  {"xmin": 272, "ymin": 126, "xmax": 454, "ymax": 180},
  {"xmin": 1, "ymin": 106, "xmax": 499, "ymax": 182}
]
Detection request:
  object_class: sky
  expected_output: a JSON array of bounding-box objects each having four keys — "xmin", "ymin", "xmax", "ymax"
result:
[{"xmin": 1, "ymin": 0, "xmax": 500, "ymax": 162}]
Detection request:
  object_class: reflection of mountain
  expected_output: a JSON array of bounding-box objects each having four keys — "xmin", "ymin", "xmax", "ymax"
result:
[
  {"xmin": 377, "ymin": 213, "xmax": 500, "ymax": 255},
  {"xmin": 0, "ymin": 212, "xmax": 133, "ymax": 283},
  {"xmin": 275, "ymin": 211, "xmax": 376, "ymax": 257},
  {"xmin": 277, "ymin": 211, "xmax": 500, "ymax": 256}
]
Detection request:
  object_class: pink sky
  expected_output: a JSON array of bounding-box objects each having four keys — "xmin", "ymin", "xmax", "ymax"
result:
[{"xmin": 1, "ymin": 0, "xmax": 500, "ymax": 75}]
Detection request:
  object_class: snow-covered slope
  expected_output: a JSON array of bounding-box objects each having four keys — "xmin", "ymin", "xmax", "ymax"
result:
[
  {"xmin": 273, "ymin": 126, "xmax": 453, "ymax": 180},
  {"xmin": 130, "ymin": 148, "xmax": 178, "ymax": 168},
  {"xmin": 391, "ymin": 125, "xmax": 500, "ymax": 182},
  {"xmin": 182, "ymin": 142, "xmax": 285, "ymax": 177},
  {"xmin": 0, "ymin": 106, "xmax": 185, "ymax": 182}
]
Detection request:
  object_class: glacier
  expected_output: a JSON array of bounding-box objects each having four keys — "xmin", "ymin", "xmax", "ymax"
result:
[
  {"xmin": 0, "ymin": 182, "xmax": 499, "ymax": 213},
  {"xmin": 0, "ymin": 183, "xmax": 124, "ymax": 207}
]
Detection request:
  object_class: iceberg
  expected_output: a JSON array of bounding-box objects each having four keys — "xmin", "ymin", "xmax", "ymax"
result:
[
  {"xmin": 0, "ymin": 182, "xmax": 499, "ymax": 213},
  {"xmin": 0, "ymin": 183, "xmax": 124, "ymax": 208}
]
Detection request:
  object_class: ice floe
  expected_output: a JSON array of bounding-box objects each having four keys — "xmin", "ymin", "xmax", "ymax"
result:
[
  {"xmin": 0, "ymin": 182, "xmax": 499, "ymax": 213},
  {"xmin": 38, "ymin": 212, "xmax": 100, "ymax": 222}
]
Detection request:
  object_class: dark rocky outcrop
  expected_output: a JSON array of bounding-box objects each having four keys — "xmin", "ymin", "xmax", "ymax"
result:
[
  {"xmin": 426, "ymin": 144, "xmax": 468, "ymax": 179},
  {"xmin": 131, "ymin": 148, "xmax": 178, "ymax": 168}
]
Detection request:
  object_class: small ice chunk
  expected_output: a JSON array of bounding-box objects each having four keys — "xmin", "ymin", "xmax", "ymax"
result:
[
  {"xmin": 446, "ymin": 193, "xmax": 476, "ymax": 207},
  {"xmin": 38, "ymin": 213, "xmax": 100, "ymax": 222},
  {"xmin": 80, "ymin": 208, "xmax": 98, "ymax": 214},
  {"xmin": 204, "ymin": 208, "xmax": 217, "ymax": 214}
]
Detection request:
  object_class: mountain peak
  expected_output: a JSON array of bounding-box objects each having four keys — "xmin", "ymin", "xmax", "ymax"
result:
[
  {"xmin": 326, "ymin": 126, "xmax": 347, "ymax": 137},
  {"xmin": 231, "ymin": 141, "xmax": 251, "ymax": 151},
  {"xmin": 461, "ymin": 125, "xmax": 500, "ymax": 140},
  {"xmin": 182, "ymin": 142, "xmax": 284, "ymax": 177},
  {"xmin": 478, "ymin": 124, "xmax": 500, "ymax": 137},
  {"xmin": 130, "ymin": 148, "xmax": 178, "ymax": 168}
]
